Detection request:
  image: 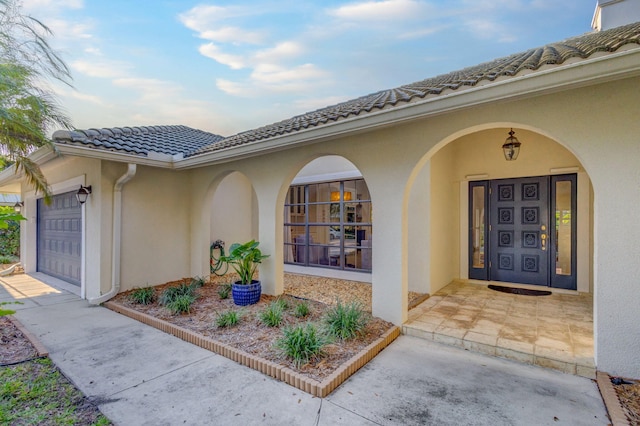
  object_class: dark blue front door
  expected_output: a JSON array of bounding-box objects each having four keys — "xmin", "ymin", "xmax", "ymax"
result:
[{"xmin": 489, "ymin": 176, "xmax": 549, "ymax": 286}]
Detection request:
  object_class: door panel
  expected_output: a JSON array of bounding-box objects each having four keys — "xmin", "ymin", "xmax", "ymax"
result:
[
  {"xmin": 489, "ymin": 177, "xmax": 549, "ymax": 286},
  {"xmin": 37, "ymin": 191, "xmax": 82, "ymax": 286}
]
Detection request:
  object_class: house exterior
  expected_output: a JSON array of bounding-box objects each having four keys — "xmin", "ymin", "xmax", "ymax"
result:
[{"xmin": 0, "ymin": 3, "xmax": 638, "ymax": 378}]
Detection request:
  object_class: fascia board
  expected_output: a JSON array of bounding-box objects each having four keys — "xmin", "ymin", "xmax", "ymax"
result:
[
  {"xmin": 54, "ymin": 144, "xmax": 174, "ymax": 168},
  {"xmin": 175, "ymin": 48, "xmax": 640, "ymax": 170},
  {"xmin": 0, "ymin": 145, "xmax": 57, "ymax": 187}
]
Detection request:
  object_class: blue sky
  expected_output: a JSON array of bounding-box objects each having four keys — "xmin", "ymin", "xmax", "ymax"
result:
[{"xmin": 24, "ymin": 0, "xmax": 595, "ymax": 137}]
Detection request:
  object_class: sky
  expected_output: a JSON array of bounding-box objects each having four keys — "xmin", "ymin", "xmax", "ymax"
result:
[{"xmin": 22, "ymin": 0, "xmax": 596, "ymax": 137}]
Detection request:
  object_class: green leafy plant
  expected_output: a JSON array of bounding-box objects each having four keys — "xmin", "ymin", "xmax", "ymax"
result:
[
  {"xmin": 218, "ymin": 240, "xmax": 269, "ymax": 285},
  {"xmin": 216, "ymin": 310, "xmax": 240, "ymax": 327},
  {"xmin": 128, "ymin": 287, "xmax": 155, "ymax": 305},
  {"xmin": 275, "ymin": 323, "xmax": 329, "ymax": 367},
  {"xmin": 165, "ymin": 294, "xmax": 196, "ymax": 315},
  {"xmin": 323, "ymin": 300, "xmax": 369, "ymax": 340},
  {"xmin": 159, "ymin": 282, "xmax": 197, "ymax": 306},
  {"xmin": 0, "ymin": 255, "xmax": 17, "ymax": 264},
  {"xmin": 217, "ymin": 283, "xmax": 231, "ymax": 299},
  {"xmin": 259, "ymin": 301, "xmax": 284, "ymax": 327},
  {"xmin": 190, "ymin": 276, "xmax": 207, "ymax": 288},
  {"xmin": 273, "ymin": 297, "xmax": 289, "ymax": 311},
  {"xmin": 293, "ymin": 300, "xmax": 310, "ymax": 318}
]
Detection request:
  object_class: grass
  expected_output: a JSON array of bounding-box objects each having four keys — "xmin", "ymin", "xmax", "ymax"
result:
[
  {"xmin": 275, "ymin": 323, "xmax": 329, "ymax": 367},
  {"xmin": 0, "ymin": 358, "xmax": 111, "ymax": 425},
  {"xmin": 159, "ymin": 282, "xmax": 198, "ymax": 307},
  {"xmin": 323, "ymin": 300, "xmax": 369, "ymax": 340},
  {"xmin": 217, "ymin": 283, "xmax": 231, "ymax": 299},
  {"xmin": 293, "ymin": 300, "xmax": 310, "ymax": 318},
  {"xmin": 165, "ymin": 294, "xmax": 196, "ymax": 315}
]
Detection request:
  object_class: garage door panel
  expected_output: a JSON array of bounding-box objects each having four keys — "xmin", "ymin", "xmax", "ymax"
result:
[{"xmin": 37, "ymin": 191, "xmax": 81, "ymax": 286}]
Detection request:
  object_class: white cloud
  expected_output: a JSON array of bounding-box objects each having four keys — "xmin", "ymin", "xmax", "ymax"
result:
[
  {"xmin": 329, "ymin": 0, "xmax": 432, "ymax": 21},
  {"xmin": 112, "ymin": 78, "xmax": 183, "ymax": 102},
  {"xmin": 199, "ymin": 26, "xmax": 263, "ymax": 44},
  {"xmin": 45, "ymin": 18, "xmax": 93, "ymax": 40},
  {"xmin": 255, "ymin": 41, "xmax": 304, "ymax": 61},
  {"xmin": 251, "ymin": 63, "xmax": 328, "ymax": 85},
  {"xmin": 198, "ymin": 43, "xmax": 247, "ymax": 69},
  {"xmin": 216, "ymin": 79, "xmax": 254, "ymax": 97},
  {"xmin": 71, "ymin": 59, "xmax": 129, "ymax": 79},
  {"xmin": 464, "ymin": 18, "xmax": 517, "ymax": 42},
  {"xmin": 179, "ymin": 4, "xmax": 249, "ymax": 33}
]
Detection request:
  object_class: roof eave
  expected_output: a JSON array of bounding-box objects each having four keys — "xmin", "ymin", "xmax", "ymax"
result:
[
  {"xmin": 175, "ymin": 47, "xmax": 640, "ymax": 170},
  {"xmin": 54, "ymin": 144, "xmax": 175, "ymax": 168}
]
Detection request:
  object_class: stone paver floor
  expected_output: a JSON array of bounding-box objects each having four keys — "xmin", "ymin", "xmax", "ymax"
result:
[{"xmin": 404, "ymin": 281, "xmax": 594, "ymax": 377}]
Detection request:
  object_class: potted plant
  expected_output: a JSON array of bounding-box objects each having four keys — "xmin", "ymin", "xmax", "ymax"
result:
[{"xmin": 219, "ymin": 240, "xmax": 269, "ymax": 306}]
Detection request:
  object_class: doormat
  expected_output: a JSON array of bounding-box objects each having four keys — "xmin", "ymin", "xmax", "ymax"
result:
[{"xmin": 488, "ymin": 284, "xmax": 551, "ymax": 296}]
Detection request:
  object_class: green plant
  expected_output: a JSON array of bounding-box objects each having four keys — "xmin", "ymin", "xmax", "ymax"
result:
[
  {"xmin": 0, "ymin": 301, "xmax": 22, "ymax": 316},
  {"xmin": 0, "ymin": 357, "xmax": 110, "ymax": 425},
  {"xmin": 323, "ymin": 300, "xmax": 369, "ymax": 340},
  {"xmin": 275, "ymin": 323, "xmax": 329, "ymax": 367},
  {"xmin": 165, "ymin": 294, "xmax": 196, "ymax": 315},
  {"xmin": 293, "ymin": 300, "xmax": 310, "ymax": 318},
  {"xmin": 129, "ymin": 287, "xmax": 155, "ymax": 305},
  {"xmin": 0, "ymin": 255, "xmax": 16, "ymax": 264},
  {"xmin": 159, "ymin": 282, "xmax": 197, "ymax": 306},
  {"xmin": 273, "ymin": 297, "xmax": 289, "ymax": 310},
  {"xmin": 217, "ymin": 283, "xmax": 231, "ymax": 299},
  {"xmin": 218, "ymin": 240, "xmax": 269, "ymax": 285},
  {"xmin": 259, "ymin": 301, "xmax": 284, "ymax": 327},
  {"xmin": 216, "ymin": 310, "xmax": 240, "ymax": 327},
  {"xmin": 190, "ymin": 276, "xmax": 207, "ymax": 288}
]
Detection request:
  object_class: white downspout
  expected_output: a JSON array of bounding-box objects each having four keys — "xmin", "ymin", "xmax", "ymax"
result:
[{"xmin": 89, "ymin": 163, "xmax": 137, "ymax": 304}]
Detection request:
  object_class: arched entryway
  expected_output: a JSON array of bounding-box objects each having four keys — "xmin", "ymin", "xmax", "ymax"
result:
[{"xmin": 404, "ymin": 126, "xmax": 595, "ymax": 377}]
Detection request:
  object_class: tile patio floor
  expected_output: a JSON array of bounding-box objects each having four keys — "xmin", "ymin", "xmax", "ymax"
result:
[{"xmin": 403, "ymin": 281, "xmax": 595, "ymax": 378}]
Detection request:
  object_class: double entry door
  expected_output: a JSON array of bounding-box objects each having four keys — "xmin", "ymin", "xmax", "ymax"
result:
[{"xmin": 469, "ymin": 174, "xmax": 576, "ymax": 290}]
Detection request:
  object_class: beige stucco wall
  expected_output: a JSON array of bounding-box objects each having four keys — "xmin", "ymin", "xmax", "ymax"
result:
[{"xmin": 22, "ymin": 73, "xmax": 639, "ymax": 378}]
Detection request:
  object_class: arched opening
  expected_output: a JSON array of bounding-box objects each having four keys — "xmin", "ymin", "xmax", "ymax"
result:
[
  {"xmin": 282, "ymin": 155, "xmax": 375, "ymax": 309},
  {"xmin": 405, "ymin": 126, "xmax": 595, "ymax": 377}
]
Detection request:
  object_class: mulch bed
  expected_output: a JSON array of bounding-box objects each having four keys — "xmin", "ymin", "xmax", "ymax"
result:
[
  {"xmin": 611, "ymin": 377, "xmax": 640, "ymax": 425},
  {"xmin": 0, "ymin": 316, "xmax": 40, "ymax": 365},
  {"xmin": 111, "ymin": 276, "xmax": 395, "ymax": 382}
]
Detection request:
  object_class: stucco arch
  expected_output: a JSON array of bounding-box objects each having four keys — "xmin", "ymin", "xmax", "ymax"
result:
[
  {"xmin": 193, "ymin": 170, "xmax": 259, "ymax": 279},
  {"xmin": 404, "ymin": 122, "xmax": 592, "ymax": 298},
  {"xmin": 278, "ymin": 154, "xmax": 375, "ymax": 282}
]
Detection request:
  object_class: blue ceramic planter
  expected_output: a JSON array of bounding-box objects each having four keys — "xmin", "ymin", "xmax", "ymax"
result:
[{"xmin": 232, "ymin": 280, "xmax": 262, "ymax": 306}]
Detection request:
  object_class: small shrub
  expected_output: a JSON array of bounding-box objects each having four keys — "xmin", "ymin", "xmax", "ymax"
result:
[
  {"xmin": 165, "ymin": 294, "xmax": 196, "ymax": 315},
  {"xmin": 190, "ymin": 276, "xmax": 207, "ymax": 288},
  {"xmin": 324, "ymin": 300, "xmax": 369, "ymax": 340},
  {"xmin": 276, "ymin": 323, "xmax": 329, "ymax": 367},
  {"xmin": 159, "ymin": 282, "xmax": 197, "ymax": 306},
  {"xmin": 0, "ymin": 301, "xmax": 22, "ymax": 316},
  {"xmin": 259, "ymin": 301, "xmax": 284, "ymax": 327},
  {"xmin": 273, "ymin": 297, "xmax": 289, "ymax": 311},
  {"xmin": 0, "ymin": 255, "xmax": 17, "ymax": 264},
  {"xmin": 293, "ymin": 300, "xmax": 310, "ymax": 318},
  {"xmin": 217, "ymin": 283, "xmax": 231, "ymax": 299},
  {"xmin": 129, "ymin": 287, "xmax": 155, "ymax": 305},
  {"xmin": 216, "ymin": 310, "xmax": 240, "ymax": 327}
]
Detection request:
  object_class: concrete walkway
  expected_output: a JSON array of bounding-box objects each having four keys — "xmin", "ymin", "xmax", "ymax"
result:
[{"xmin": 3, "ymin": 275, "xmax": 608, "ymax": 425}]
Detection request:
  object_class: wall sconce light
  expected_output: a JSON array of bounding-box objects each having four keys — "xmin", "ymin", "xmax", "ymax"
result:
[
  {"xmin": 502, "ymin": 128, "xmax": 522, "ymax": 161},
  {"xmin": 76, "ymin": 185, "xmax": 92, "ymax": 205},
  {"xmin": 13, "ymin": 201, "xmax": 24, "ymax": 213}
]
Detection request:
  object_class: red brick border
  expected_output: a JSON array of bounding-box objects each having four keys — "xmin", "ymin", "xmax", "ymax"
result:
[
  {"xmin": 105, "ymin": 301, "xmax": 399, "ymax": 397},
  {"xmin": 7, "ymin": 316, "xmax": 49, "ymax": 358}
]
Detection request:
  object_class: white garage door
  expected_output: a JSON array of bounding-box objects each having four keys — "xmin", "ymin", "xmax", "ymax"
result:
[{"xmin": 37, "ymin": 191, "xmax": 82, "ymax": 286}]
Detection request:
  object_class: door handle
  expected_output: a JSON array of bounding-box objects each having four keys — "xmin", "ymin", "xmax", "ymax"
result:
[{"xmin": 541, "ymin": 233, "xmax": 547, "ymax": 251}]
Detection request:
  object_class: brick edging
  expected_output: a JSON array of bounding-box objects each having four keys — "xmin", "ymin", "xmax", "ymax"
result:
[
  {"xmin": 8, "ymin": 316, "xmax": 49, "ymax": 358},
  {"xmin": 596, "ymin": 371, "xmax": 630, "ymax": 426},
  {"xmin": 104, "ymin": 301, "xmax": 400, "ymax": 397}
]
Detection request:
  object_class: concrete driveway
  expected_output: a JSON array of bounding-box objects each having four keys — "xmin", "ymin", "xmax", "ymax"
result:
[{"xmin": 5, "ymin": 275, "xmax": 608, "ymax": 425}]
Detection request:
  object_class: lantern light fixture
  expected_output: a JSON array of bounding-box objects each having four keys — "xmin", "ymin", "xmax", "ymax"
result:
[
  {"xmin": 76, "ymin": 185, "xmax": 92, "ymax": 205},
  {"xmin": 502, "ymin": 128, "xmax": 522, "ymax": 161},
  {"xmin": 13, "ymin": 201, "xmax": 24, "ymax": 213}
]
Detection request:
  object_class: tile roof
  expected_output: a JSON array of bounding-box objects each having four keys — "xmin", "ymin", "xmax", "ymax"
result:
[
  {"xmin": 52, "ymin": 125, "xmax": 224, "ymax": 158},
  {"xmin": 53, "ymin": 22, "xmax": 640, "ymax": 160},
  {"xmin": 190, "ymin": 21, "xmax": 640, "ymax": 157}
]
